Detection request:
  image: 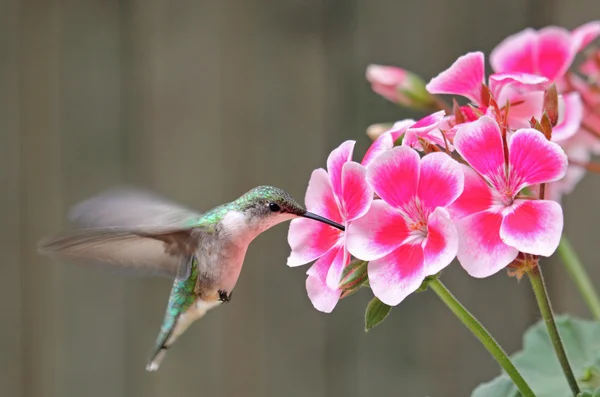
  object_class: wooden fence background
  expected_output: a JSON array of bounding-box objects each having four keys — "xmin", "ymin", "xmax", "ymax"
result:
[{"xmin": 1, "ymin": 0, "xmax": 599, "ymax": 396}]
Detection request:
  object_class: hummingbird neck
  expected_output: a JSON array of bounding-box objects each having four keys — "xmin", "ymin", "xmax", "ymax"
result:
[{"xmin": 219, "ymin": 210, "xmax": 295, "ymax": 246}]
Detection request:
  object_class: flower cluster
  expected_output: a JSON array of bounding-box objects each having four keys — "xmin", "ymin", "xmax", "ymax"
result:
[{"xmin": 288, "ymin": 21, "xmax": 599, "ymax": 312}]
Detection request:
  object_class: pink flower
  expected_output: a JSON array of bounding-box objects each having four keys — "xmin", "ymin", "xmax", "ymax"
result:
[
  {"xmin": 346, "ymin": 147, "xmax": 463, "ymax": 306},
  {"xmin": 449, "ymin": 116, "xmax": 568, "ymax": 278},
  {"xmin": 426, "ymin": 51, "xmax": 581, "ymax": 140},
  {"xmin": 367, "ymin": 64, "xmax": 436, "ymax": 109},
  {"xmin": 401, "ymin": 111, "xmax": 450, "ymax": 150},
  {"xmin": 287, "ymin": 141, "xmax": 374, "ymax": 313},
  {"xmin": 490, "ymin": 22, "xmax": 600, "ymax": 81}
]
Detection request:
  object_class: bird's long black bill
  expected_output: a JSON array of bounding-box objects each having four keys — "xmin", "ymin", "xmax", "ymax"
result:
[{"xmin": 302, "ymin": 212, "xmax": 345, "ymax": 231}]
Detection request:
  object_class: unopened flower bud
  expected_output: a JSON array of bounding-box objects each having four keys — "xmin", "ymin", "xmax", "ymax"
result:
[
  {"xmin": 338, "ymin": 260, "xmax": 368, "ymax": 294},
  {"xmin": 366, "ymin": 65, "xmax": 437, "ymax": 110},
  {"xmin": 366, "ymin": 123, "xmax": 394, "ymax": 141},
  {"xmin": 543, "ymin": 84, "xmax": 559, "ymax": 126}
]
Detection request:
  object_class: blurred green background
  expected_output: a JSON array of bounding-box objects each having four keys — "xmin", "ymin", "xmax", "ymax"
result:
[{"xmin": 1, "ymin": 1, "xmax": 600, "ymax": 396}]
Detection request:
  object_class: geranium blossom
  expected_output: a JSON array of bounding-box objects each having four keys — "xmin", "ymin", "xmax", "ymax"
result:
[
  {"xmin": 426, "ymin": 51, "xmax": 581, "ymax": 140},
  {"xmin": 346, "ymin": 147, "xmax": 463, "ymax": 306},
  {"xmin": 490, "ymin": 22, "xmax": 600, "ymax": 81},
  {"xmin": 366, "ymin": 64, "xmax": 436, "ymax": 109},
  {"xmin": 287, "ymin": 141, "xmax": 374, "ymax": 312},
  {"xmin": 449, "ymin": 116, "xmax": 568, "ymax": 277}
]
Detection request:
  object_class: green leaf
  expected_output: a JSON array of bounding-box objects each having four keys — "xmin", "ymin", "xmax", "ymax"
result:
[
  {"xmin": 365, "ymin": 297, "xmax": 392, "ymax": 332},
  {"xmin": 472, "ymin": 316, "xmax": 600, "ymax": 397}
]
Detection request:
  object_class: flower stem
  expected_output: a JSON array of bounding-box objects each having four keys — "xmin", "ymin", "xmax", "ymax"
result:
[
  {"xmin": 527, "ymin": 266, "xmax": 580, "ymax": 396},
  {"xmin": 557, "ymin": 235, "xmax": 600, "ymax": 320},
  {"xmin": 429, "ymin": 279, "xmax": 536, "ymax": 397}
]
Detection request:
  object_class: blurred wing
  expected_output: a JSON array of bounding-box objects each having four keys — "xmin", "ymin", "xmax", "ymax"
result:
[
  {"xmin": 38, "ymin": 186, "xmax": 205, "ymax": 279},
  {"xmin": 68, "ymin": 186, "xmax": 201, "ymax": 230}
]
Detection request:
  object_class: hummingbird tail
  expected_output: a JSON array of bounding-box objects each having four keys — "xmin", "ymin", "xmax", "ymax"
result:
[{"xmin": 146, "ymin": 348, "xmax": 168, "ymax": 372}]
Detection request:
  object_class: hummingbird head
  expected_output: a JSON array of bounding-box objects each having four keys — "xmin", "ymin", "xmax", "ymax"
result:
[{"xmin": 235, "ymin": 186, "xmax": 345, "ymax": 232}]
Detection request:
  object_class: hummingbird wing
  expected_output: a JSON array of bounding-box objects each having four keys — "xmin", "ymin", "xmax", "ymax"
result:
[{"xmin": 37, "ymin": 186, "xmax": 205, "ymax": 279}]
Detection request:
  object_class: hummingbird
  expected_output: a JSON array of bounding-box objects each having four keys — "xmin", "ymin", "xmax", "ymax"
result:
[{"xmin": 38, "ymin": 185, "xmax": 344, "ymax": 371}]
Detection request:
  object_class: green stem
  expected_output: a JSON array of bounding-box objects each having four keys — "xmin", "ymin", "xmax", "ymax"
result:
[
  {"xmin": 429, "ymin": 279, "xmax": 536, "ymax": 397},
  {"xmin": 527, "ymin": 266, "xmax": 580, "ymax": 396},
  {"xmin": 557, "ymin": 235, "xmax": 600, "ymax": 320}
]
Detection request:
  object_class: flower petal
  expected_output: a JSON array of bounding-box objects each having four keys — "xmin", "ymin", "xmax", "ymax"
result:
[
  {"xmin": 326, "ymin": 246, "xmax": 351, "ymax": 290},
  {"xmin": 304, "ymin": 168, "xmax": 343, "ymax": 224},
  {"xmin": 505, "ymin": 91, "xmax": 544, "ymax": 129},
  {"xmin": 402, "ymin": 111, "xmax": 446, "ymax": 150},
  {"xmin": 327, "ymin": 140, "xmax": 355, "ymax": 199},
  {"xmin": 490, "ymin": 28, "xmax": 537, "ymax": 75},
  {"xmin": 489, "ymin": 72, "xmax": 549, "ymax": 104},
  {"xmin": 456, "ymin": 210, "xmax": 519, "ymax": 278},
  {"xmin": 346, "ymin": 200, "xmax": 409, "ymax": 261},
  {"xmin": 368, "ymin": 243, "xmax": 425, "ymax": 306},
  {"xmin": 536, "ymin": 27, "xmax": 576, "ymax": 81},
  {"xmin": 287, "ymin": 217, "xmax": 341, "ymax": 267},
  {"xmin": 426, "ymin": 52, "xmax": 485, "ymax": 104},
  {"xmin": 448, "ymin": 165, "xmax": 494, "ymax": 220},
  {"xmin": 367, "ymin": 146, "xmax": 420, "ymax": 209},
  {"xmin": 305, "ymin": 246, "xmax": 344, "ymax": 313},
  {"xmin": 423, "ymin": 207, "xmax": 458, "ymax": 275},
  {"xmin": 500, "ymin": 199, "xmax": 563, "ymax": 256},
  {"xmin": 552, "ymin": 92, "xmax": 583, "ymax": 142},
  {"xmin": 341, "ymin": 161, "xmax": 373, "ymax": 221},
  {"xmin": 362, "ymin": 132, "xmax": 394, "ymax": 167},
  {"xmin": 454, "ymin": 116, "xmax": 505, "ymax": 182},
  {"xmin": 571, "ymin": 21, "xmax": 600, "ymax": 53},
  {"xmin": 388, "ymin": 119, "xmax": 416, "ymax": 141},
  {"xmin": 508, "ymin": 128, "xmax": 568, "ymax": 191},
  {"xmin": 417, "ymin": 152, "xmax": 464, "ymax": 211}
]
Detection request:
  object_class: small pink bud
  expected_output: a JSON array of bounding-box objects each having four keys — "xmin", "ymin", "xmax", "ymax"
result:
[
  {"xmin": 543, "ymin": 84, "xmax": 559, "ymax": 126},
  {"xmin": 366, "ymin": 123, "xmax": 394, "ymax": 141},
  {"xmin": 366, "ymin": 65, "xmax": 436, "ymax": 110}
]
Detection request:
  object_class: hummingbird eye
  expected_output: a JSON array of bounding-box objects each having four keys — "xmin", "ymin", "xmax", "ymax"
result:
[{"xmin": 268, "ymin": 202, "xmax": 281, "ymax": 212}]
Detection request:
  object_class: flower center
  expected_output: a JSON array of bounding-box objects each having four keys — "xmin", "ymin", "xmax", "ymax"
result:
[{"xmin": 401, "ymin": 197, "xmax": 429, "ymax": 240}]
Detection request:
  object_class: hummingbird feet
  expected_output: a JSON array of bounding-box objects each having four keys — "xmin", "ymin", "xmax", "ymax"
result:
[{"xmin": 218, "ymin": 290, "xmax": 231, "ymax": 303}]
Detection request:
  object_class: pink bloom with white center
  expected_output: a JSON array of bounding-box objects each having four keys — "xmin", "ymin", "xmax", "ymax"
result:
[
  {"xmin": 449, "ymin": 116, "xmax": 568, "ymax": 278},
  {"xmin": 490, "ymin": 22, "xmax": 600, "ymax": 81},
  {"xmin": 346, "ymin": 147, "xmax": 464, "ymax": 306},
  {"xmin": 401, "ymin": 111, "xmax": 450, "ymax": 150},
  {"xmin": 367, "ymin": 65, "xmax": 435, "ymax": 109},
  {"xmin": 426, "ymin": 51, "xmax": 581, "ymax": 140},
  {"xmin": 287, "ymin": 141, "xmax": 374, "ymax": 313}
]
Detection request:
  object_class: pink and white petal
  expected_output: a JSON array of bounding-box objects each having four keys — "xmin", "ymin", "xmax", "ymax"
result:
[
  {"xmin": 552, "ymin": 92, "xmax": 583, "ymax": 142},
  {"xmin": 408, "ymin": 111, "xmax": 446, "ymax": 134},
  {"xmin": 305, "ymin": 275, "xmax": 341, "ymax": 313},
  {"xmin": 371, "ymin": 83, "xmax": 404, "ymax": 103},
  {"xmin": 426, "ymin": 52, "xmax": 485, "ymax": 104},
  {"xmin": 326, "ymin": 245, "xmax": 351, "ymax": 290},
  {"xmin": 417, "ymin": 152, "xmax": 464, "ymax": 211},
  {"xmin": 341, "ymin": 162, "xmax": 373, "ymax": 221},
  {"xmin": 489, "ymin": 73, "xmax": 549, "ymax": 103},
  {"xmin": 362, "ymin": 132, "xmax": 394, "ymax": 167},
  {"xmin": 305, "ymin": 247, "xmax": 344, "ymax": 313},
  {"xmin": 571, "ymin": 21, "xmax": 600, "ymax": 52},
  {"xmin": 508, "ymin": 128, "xmax": 568, "ymax": 191},
  {"xmin": 456, "ymin": 210, "xmax": 519, "ymax": 278},
  {"xmin": 367, "ymin": 146, "xmax": 420, "ymax": 209},
  {"xmin": 346, "ymin": 200, "xmax": 409, "ymax": 261},
  {"xmin": 505, "ymin": 91, "xmax": 544, "ymax": 129},
  {"xmin": 327, "ymin": 140, "xmax": 356, "ymax": 199},
  {"xmin": 490, "ymin": 28, "xmax": 537, "ymax": 74},
  {"xmin": 500, "ymin": 199, "xmax": 563, "ymax": 256},
  {"xmin": 304, "ymin": 168, "xmax": 343, "ymax": 224},
  {"xmin": 368, "ymin": 243, "xmax": 425, "ymax": 306},
  {"xmin": 423, "ymin": 207, "xmax": 458, "ymax": 275},
  {"xmin": 454, "ymin": 116, "xmax": 506, "ymax": 181},
  {"xmin": 448, "ymin": 165, "xmax": 494, "ymax": 219},
  {"xmin": 536, "ymin": 27, "xmax": 577, "ymax": 80},
  {"xmin": 287, "ymin": 217, "xmax": 341, "ymax": 267},
  {"xmin": 388, "ymin": 119, "xmax": 416, "ymax": 141}
]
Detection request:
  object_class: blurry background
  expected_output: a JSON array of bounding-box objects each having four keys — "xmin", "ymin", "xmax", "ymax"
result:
[{"xmin": 1, "ymin": 1, "xmax": 600, "ymax": 396}]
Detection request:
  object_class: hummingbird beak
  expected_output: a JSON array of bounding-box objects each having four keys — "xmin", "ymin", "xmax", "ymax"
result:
[{"xmin": 301, "ymin": 211, "xmax": 345, "ymax": 231}]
